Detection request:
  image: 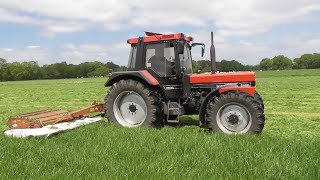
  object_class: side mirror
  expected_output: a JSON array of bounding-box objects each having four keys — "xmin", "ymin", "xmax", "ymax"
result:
[
  {"xmin": 201, "ymin": 47, "xmax": 204, "ymax": 57},
  {"xmin": 177, "ymin": 41, "xmax": 184, "ymax": 54},
  {"xmin": 191, "ymin": 43, "xmax": 205, "ymax": 57}
]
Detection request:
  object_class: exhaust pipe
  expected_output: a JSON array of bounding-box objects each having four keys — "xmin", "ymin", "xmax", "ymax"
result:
[{"xmin": 210, "ymin": 32, "xmax": 216, "ymax": 74}]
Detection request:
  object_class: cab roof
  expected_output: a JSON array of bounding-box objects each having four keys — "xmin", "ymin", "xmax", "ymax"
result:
[{"xmin": 127, "ymin": 32, "xmax": 193, "ymax": 44}]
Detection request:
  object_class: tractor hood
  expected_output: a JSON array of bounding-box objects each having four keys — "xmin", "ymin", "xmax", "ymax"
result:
[{"xmin": 189, "ymin": 72, "xmax": 255, "ymax": 84}]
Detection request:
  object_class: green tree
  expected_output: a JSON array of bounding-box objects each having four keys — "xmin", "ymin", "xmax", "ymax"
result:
[
  {"xmin": 293, "ymin": 58, "xmax": 303, "ymax": 69},
  {"xmin": 106, "ymin": 62, "xmax": 120, "ymax": 71},
  {"xmin": 4, "ymin": 61, "xmax": 42, "ymax": 80},
  {"xmin": 192, "ymin": 59, "xmax": 253, "ymax": 73},
  {"xmin": 271, "ymin": 55, "xmax": 292, "ymax": 70},
  {"xmin": 217, "ymin": 60, "xmax": 247, "ymax": 72},
  {"xmin": 0, "ymin": 58, "xmax": 6, "ymax": 68},
  {"xmin": 192, "ymin": 60, "xmax": 211, "ymax": 73},
  {"xmin": 259, "ymin": 58, "xmax": 272, "ymax": 70},
  {"xmin": 23, "ymin": 61, "xmax": 42, "ymax": 80},
  {"xmin": 118, "ymin": 65, "xmax": 127, "ymax": 71},
  {"xmin": 300, "ymin": 54, "xmax": 313, "ymax": 69},
  {"xmin": 312, "ymin": 53, "xmax": 320, "ymax": 69},
  {"xmin": 42, "ymin": 64, "xmax": 61, "ymax": 79},
  {"xmin": 293, "ymin": 53, "xmax": 320, "ymax": 69},
  {"xmin": 0, "ymin": 58, "xmax": 7, "ymax": 81},
  {"xmin": 88, "ymin": 66, "xmax": 109, "ymax": 77}
]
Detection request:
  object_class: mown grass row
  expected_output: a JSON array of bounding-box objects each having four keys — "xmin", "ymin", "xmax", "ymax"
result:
[{"xmin": 0, "ymin": 69, "xmax": 319, "ymax": 179}]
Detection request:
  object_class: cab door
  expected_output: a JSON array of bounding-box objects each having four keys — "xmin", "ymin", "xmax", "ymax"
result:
[
  {"xmin": 145, "ymin": 41, "xmax": 181, "ymax": 99},
  {"xmin": 178, "ymin": 43, "xmax": 193, "ymax": 98}
]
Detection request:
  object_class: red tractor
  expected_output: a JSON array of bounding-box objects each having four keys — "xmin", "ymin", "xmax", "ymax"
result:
[{"xmin": 104, "ymin": 32, "xmax": 265, "ymax": 134}]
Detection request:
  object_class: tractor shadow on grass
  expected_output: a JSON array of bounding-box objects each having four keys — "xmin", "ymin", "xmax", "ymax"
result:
[{"xmin": 165, "ymin": 116, "xmax": 200, "ymax": 128}]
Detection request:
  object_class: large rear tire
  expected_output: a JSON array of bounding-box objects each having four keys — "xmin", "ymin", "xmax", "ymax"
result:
[
  {"xmin": 207, "ymin": 91, "xmax": 265, "ymax": 134},
  {"xmin": 105, "ymin": 79, "xmax": 163, "ymax": 128}
]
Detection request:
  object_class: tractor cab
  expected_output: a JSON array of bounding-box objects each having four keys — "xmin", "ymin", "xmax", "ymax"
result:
[
  {"xmin": 125, "ymin": 32, "xmax": 204, "ymax": 99},
  {"xmin": 126, "ymin": 32, "xmax": 200, "ymax": 76}
]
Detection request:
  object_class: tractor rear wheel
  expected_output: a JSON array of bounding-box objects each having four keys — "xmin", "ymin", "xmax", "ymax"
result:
[
  {"xmin": 105, "ymin": 79, "xmax": 163, "ymax": 128},
  {"xmin": 207, "ymin": 91, "xmax": 265, "ymax": 134}
]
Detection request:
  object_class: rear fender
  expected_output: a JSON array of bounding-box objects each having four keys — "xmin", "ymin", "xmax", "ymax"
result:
[
  {"xmin": 105, "ymin": 70, "xmax": 159, "ymax": 87},
  {"xmin": 199, "ymin": 84, "xmax": 255, "ymax": 127}
]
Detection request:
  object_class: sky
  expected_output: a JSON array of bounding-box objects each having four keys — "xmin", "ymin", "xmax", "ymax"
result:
[{"xmin": 0, "ymin": 0, "xmax": 319, "ymax": 66}]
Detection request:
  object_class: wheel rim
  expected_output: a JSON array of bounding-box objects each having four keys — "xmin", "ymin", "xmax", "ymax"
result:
[
  {"xmin": 113, "ymin": 91, "xmax": 147, "ymax": 127},
  {"xmin": 216, "ymin": 103, "xmax": 252, "ymax": 134}
]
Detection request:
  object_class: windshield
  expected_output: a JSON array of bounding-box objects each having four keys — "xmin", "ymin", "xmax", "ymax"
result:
[{"xmin": 179, "ymin": 44, "xmax": 193, "ymax": 74}]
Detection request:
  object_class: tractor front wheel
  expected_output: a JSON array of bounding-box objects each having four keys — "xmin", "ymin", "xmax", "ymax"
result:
[
  {"xmin": 254, "ymin": 91, "xmax": 264, "ymax": 110},
  {"xmin": 207, "ymin": 91, "xmax": 265, "ymax": 134},
  {"xmin": 105, "ymin": 79, "xmax": 163, "ymax": 128}
]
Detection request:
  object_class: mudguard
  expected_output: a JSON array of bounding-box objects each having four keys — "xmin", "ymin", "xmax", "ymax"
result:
[
  {"xmin": 198, "ymin": 83, "xmax": 255, "ymax": 127},
  {"xmin": 104, "ymin": 70, "xmax": 159, "ymax": 87}
]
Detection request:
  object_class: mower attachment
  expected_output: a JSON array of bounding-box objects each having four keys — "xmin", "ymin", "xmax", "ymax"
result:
[{"xmin": 7, "ymin": 102, "xmax": 104, "ymax": 129}]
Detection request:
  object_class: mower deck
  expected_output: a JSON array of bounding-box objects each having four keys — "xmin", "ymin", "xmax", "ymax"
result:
[{"xmin": 7, "ymin": 103, "xmax": 104, "ymax": 129}]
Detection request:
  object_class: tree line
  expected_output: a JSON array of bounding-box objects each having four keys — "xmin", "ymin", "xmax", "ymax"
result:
[
  {"xmin": 259, "ymin": 53, "xmax": 320, "ymax": 70},
  {"xmin": 0, "ymin": 58, "xmax": 126, "ymax": 81},
  {"xmin": 192, "ymin": 60, "xmax": 256, "ymax": 73},
  {"xmin": 0, "ymin": 53, "xmax": 319, "ymax": 81},
  {"xmin": 194, "ymin": 53, "xmax": 320, "ymax": 73}
]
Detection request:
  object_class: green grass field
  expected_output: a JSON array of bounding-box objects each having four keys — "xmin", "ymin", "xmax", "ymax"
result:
[{"xmin": 0, "ymin": 69, "xmax": 320, "ymax": 179}]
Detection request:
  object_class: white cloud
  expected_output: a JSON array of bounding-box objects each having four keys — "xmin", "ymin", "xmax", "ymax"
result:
[
  {"xmin": 0, "ymin": 0, "xmax": 319, "ymax": 65},
  {"xmin": 58, "ymin": 42, "xmax": 129, "ymax": 64},
  {"xmin": 0, "ymin": 0, "xmax": 319, "ymax": 37},
  {"xmin": 190, "ymin": 30, "xmax": 320, "ymax": 64},
  {"xmin": 0, "ymin": 46, "xmax": 51, "ymax": 64},
  {"xmin": 0, "ymin": 8, "xmax": 37, "ymax": 24},
  {"xmin": 58, "ymin": 43, "xmax": 108, "ymax": 64},
  {"xmin": 26, "ymin": 45, "xmax": 40, "ymax": 49},
  {"xmin": 63, "ymin": 43, "xmax": 76, "ymax": 50},
  {"xmin": 0, "ymin": 0, "xmax": 132, "ymax": 36},
  {"xmin": 0, "ymin": 42, "xmax": 130, "ymax": 65},
  {"xmin": 210, "ymin": 0, "xmax": 320, "ymax": 37},
  {"xmin": 41, "ymin": 23, "xmax": 88, "ymax": 37},
  {"xmin": 276, "ymin": 33, "xmax": 320, "ymax": 58},
  {"xmin": 0, "ymin": 48, "xmax": 14, "ymax": 52},
  {"xmin": 1, "ymin": 31, "xmax": 319, "ymax": 66},
  {"xmin": 216, "ymin": 42, "xmax": 273, "ymax": 64},
  {"xmin": 0, "ymin": 7, "xmax": 88, "ymax": 37}
]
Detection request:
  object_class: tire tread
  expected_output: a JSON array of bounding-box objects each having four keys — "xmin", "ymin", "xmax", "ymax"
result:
[{"xmin": 207, "ymin": 91, "xmax": 265, "ymax": 134}]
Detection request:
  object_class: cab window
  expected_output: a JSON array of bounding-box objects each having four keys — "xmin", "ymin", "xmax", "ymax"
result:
[
  {"xmin": 179, "ymin": 44, "xmax": 193, "ymax": 74},
  {"xmin": 127, "ymin": 46, "xmax": 137, "ymax": 69},
  {"xmin": 145, "ymin": 42, "xmax": 176, "ymax": 77}
]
